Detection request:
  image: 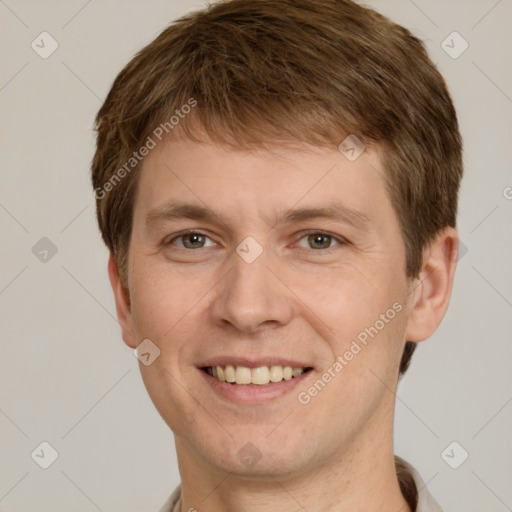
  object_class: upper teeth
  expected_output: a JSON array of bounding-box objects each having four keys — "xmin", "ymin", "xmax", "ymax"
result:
[{"xmin": 206, "ymin": 365, "xmax": 306, "ymax": 385}]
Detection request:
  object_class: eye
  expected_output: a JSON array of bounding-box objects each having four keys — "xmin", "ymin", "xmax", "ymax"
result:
[
  {"xmin": 166, "ymin": 231, "xmax": 216, "ymax": 249},
  {"xmin": 295, "ymin": 231, "xmax": 345, "ymax": 250},
  {"xmin": 164, "ymin": 230, "xmax": 346, "ymax": 252}
]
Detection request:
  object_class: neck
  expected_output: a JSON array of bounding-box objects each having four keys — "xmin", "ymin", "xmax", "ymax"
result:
[{"xmin": 174, "ymin": 422, "xmax": 411, "ymax": 512}]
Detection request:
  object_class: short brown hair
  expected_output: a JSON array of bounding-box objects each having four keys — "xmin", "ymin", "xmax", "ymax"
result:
[{"xmin": 91, "ymin": 0, "xmax": 463, "ymax": 374}]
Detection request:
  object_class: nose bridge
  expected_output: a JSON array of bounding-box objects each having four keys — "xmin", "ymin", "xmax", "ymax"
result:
[{"xmin": 212, "ymin": 241, "xmax": 294, "ymax": 332}]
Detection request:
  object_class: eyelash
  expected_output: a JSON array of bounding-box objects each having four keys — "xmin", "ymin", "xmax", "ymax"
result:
[{"xmin": 165, "ymin": 229, "xmax": 348, "ymax": 251}]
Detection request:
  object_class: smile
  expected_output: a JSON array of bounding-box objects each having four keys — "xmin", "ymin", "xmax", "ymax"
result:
[{"xmin": 203, "ymin": 365, "xmax": 313, "ymax": 385}]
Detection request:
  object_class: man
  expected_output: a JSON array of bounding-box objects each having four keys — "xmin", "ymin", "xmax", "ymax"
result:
[{"xmin": 91, "ymin": 0, "xmax": 462, "ymax": 510}]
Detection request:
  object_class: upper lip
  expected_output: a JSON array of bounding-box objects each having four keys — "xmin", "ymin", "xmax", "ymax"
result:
[{"xmin": 197, "ymin": 357, "xmax": 313, "ymax": 369}]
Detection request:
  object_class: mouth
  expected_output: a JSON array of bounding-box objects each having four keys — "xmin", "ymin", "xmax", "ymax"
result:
[{"xmin": 201, "ymin": 365, "xmax": 313, "ymax": 386}]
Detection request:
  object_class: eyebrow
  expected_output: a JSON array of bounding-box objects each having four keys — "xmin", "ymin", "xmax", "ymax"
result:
[{"xmin": 145, "ymin": 202, "xmax": 372, "ymax": 231}]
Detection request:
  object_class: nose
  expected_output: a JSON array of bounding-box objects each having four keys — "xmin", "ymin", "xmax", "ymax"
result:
[{"xmin": 210, "ymin": 247, "xmax": 295, "ymax": 334}]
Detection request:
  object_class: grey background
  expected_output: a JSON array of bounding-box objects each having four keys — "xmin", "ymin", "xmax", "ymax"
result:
[{"xmin": 0, "ymin": 0, "xmax": 511, "ymax": 511}]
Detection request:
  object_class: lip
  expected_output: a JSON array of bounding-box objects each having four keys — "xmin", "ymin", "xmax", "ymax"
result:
[
  {"xmin": 199, "ymin": 367, "xmax": 314, "ymax": 405},
  {"xmin": 196, "ymin": 356, "xmax": 312, "ymax": 369}
]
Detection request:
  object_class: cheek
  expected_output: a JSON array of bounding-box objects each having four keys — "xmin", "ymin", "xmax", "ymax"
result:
[
  {"xmin": 128, "ymin": 260, "xmax": 204, "ymax": 343},
  {"xmin": 290, "ymin": 264, "xmax": 406, "ymax": 348}
]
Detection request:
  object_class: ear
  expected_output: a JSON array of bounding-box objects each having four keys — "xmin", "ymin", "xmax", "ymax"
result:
[
  {"xmin": 405, "ymin": 227, "xmax": 459, "ymax": 342},
  {"xmin": 108, "ymin": 252, "xmax": 136, "ymax": 349}
]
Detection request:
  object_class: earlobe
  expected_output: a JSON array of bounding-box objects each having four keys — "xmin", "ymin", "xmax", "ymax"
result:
[
  {"xmin": 405, "ymin": 228, "xmax": 459, "ymax": 343},
  {"xmin": 108, "ymin": 252, "xmax": 136, "ymax": 349}
]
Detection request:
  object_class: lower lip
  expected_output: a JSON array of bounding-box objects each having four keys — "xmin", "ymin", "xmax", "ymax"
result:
[{"xmin": 199, "ymin": 369, "xmax": 313, "ymax": 404}]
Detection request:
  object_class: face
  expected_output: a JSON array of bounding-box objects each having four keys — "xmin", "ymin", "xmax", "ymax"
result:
[{"xmin": 116, "ymin": 136, "xmax": 417, "ymax": 478}]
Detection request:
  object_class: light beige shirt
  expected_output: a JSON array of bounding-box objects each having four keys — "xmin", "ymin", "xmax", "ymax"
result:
[{"xmin": 158, "ymin": 457, "xmax": 442, "ymax": 512}]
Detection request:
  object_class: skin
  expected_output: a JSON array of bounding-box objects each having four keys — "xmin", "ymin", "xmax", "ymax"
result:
[{"xmin": 109, "ymin": 134, "xmax": 458, "ymax": 512}]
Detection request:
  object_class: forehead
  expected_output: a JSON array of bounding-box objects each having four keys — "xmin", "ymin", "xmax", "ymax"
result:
[{"xmin": 133, "ymin": 135, "xmax": 394, "ymax": 231}]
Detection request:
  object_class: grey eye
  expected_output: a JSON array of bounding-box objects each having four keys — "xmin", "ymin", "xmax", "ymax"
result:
[{"xmin": 295, "ymin": 232, "xmax": 340, "ymax": 250}]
